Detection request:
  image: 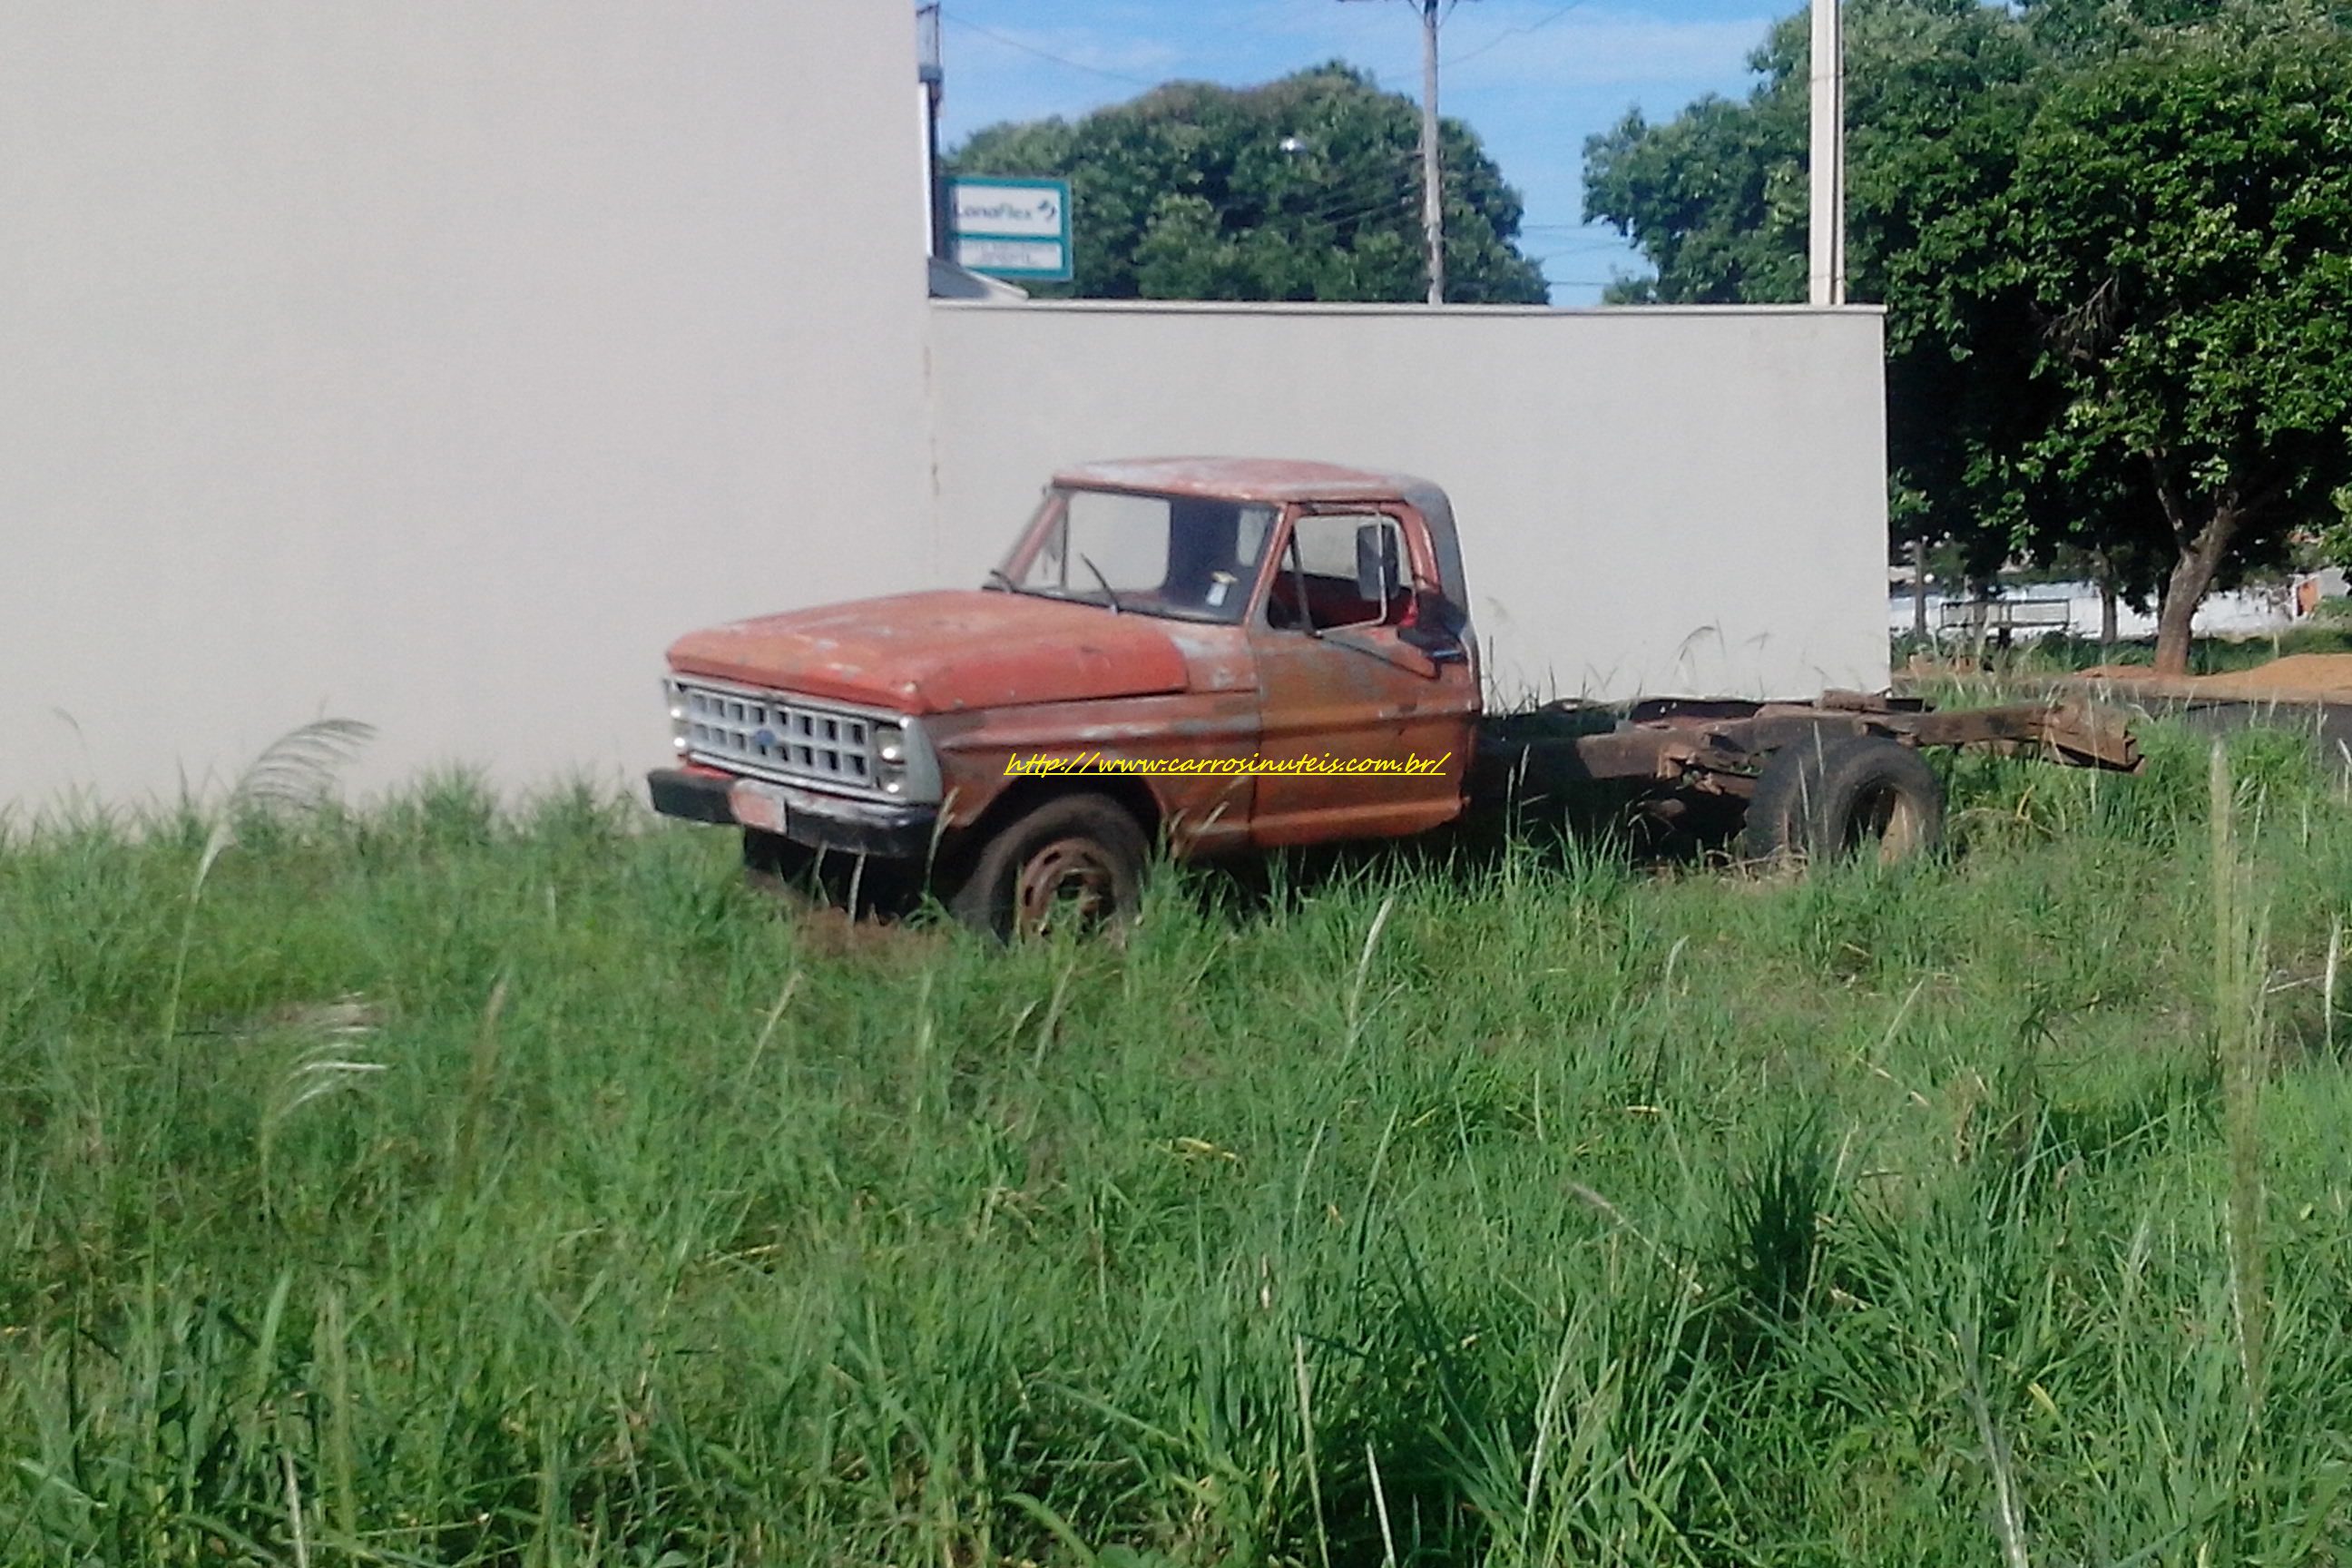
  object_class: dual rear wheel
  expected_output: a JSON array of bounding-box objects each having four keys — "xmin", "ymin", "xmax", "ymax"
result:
[{"xmin": 1740, "ymin": 734, "xmax": 1947, "ymax": 867}]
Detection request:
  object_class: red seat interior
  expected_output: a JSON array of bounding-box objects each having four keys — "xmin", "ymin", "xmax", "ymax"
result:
[{"xmin": 1268, "ymin": 573, "xmax": 1408, "ymax": 631}]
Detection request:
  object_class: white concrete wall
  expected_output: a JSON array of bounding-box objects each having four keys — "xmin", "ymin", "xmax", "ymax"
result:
[
  {"xmin": 0, "ymin": 4, "xmax": 934, "ymax": 810},
  {"xmin": 927, "ymin": 301, "xmax": 1891, "ymax": 706},
  {"xmin": 0, "ymin": 8, "xmax": 1895, "ymax": 813}
]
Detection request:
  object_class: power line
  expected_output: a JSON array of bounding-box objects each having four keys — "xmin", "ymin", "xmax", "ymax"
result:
[
  {"xmin": 1282, "ymin": 172, "xmax": 1424, "ymax": 226},
  {"xmin": 1274, "ymin": 189, "xmax": 1630, "ymax": 243},
  {"xmin": 1149, "ymin": 185, "xmax": 1412, "ymax": 237},
  {"xmin": 1289, "ymin": 189, "xmax": 1423, "ymax": 230},
  {"xmin": 1446, "ymin": 0, "xmax": 1593, "ymax": 67},
  {"xmin": 1520, "ymin": 233, "xmax": 1641, "ymax": 250},
  {"xmin": 938, "ymin": 11, "xmax": 1161, "ymax": 89}
]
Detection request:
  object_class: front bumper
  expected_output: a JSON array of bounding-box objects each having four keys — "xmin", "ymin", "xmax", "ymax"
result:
[{"xmin": 646, "ymin": 768, "xmax": 939, "ymax": 860}]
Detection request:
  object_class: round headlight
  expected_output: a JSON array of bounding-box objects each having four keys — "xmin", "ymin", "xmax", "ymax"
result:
[{"xmin": 876, "ymin": 724, "xmax": 907, "ymax": 765}]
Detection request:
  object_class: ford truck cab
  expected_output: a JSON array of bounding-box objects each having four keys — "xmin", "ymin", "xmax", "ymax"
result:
[{"xmin": 648, "ymin": 457, "xmax": 1483, "ymax": 934}]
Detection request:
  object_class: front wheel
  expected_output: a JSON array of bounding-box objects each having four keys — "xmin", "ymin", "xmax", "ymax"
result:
[
  {"xmin": 1742, "ymin": 734, "xmax": 1946, "ymax": 867},
  {"xmin": 946, "ymin": 794, "xmax": 1150, "ymax": 940}
]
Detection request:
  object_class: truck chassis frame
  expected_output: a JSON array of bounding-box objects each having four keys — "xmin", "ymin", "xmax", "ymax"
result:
[{"xmin": 1472, "ymin": 691, "xmax": 2141, "ymax": 803}]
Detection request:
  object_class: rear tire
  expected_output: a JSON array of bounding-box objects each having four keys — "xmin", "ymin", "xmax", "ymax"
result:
[
  {"xmin": 1742, "ymin": 734, "xmax": 1945, "ymax": 867},
  {"xmin": 946, "ymin": 794, "xmax": 1150, "ymax": 940}
]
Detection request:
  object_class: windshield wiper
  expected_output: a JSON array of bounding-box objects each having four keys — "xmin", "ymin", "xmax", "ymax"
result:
[
  {"xmin": 984, "ymin": 567, "xmax": 1050, "ymax": 599},
  {"xmin": 1077, "ymin": 554, "xmax": 1124, "ymax": 615}
]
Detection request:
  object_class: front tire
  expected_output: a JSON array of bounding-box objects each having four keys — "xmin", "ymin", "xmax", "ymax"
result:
[
  {"xmin": 1742, "ymin": 734, "xmax": 1945, "ymax": 867},
  {"xmin": 946, "ymin": 794, "xmax": 1150, "ymax": 939}
]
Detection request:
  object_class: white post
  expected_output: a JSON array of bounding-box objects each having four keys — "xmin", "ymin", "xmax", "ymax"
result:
[
  {"xmin": 1419, "ymin": 0, "xmax": 1445, "ymax": 306},
  {"xmin": 1808, "ymin": 0, "xmax": 1845, "ymax": 307},
  {"xmin": 919, "ymin": 84, "xmax": 937, "ymax": 258}
]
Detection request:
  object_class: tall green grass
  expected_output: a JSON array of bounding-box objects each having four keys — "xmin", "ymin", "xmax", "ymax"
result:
[{"xmin": 5, "ymin": 723, "xmax": 2352, "ymax": 1564}]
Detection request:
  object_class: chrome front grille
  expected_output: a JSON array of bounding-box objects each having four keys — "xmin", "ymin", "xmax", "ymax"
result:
[{"xmin": 674, "ymin": 679, "xmax": 879, "ymax": 793}]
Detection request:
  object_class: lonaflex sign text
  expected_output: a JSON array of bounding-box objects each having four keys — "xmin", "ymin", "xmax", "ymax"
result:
[{"xmin": 949, "ymin": 176, "xmax": 1073, "ymax": 282}]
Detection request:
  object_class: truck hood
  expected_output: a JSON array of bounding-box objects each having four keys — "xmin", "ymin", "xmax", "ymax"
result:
[{"xmin": 666, "ymin": 589, "xmax": 1193, "ymax": 714}]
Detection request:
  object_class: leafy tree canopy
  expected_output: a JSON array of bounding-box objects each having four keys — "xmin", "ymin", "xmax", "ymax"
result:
[
  {"xmin": 949, "ymin": 64, "xmax": 1548, "ymax": 304},
  {"xmin": 2013, "ymin": 13, "xmax": 2352, "ymax": 663},
  {"xmin": 1584, "ymin": 0, "xmax": 2052, "ymax": 560},
  {"xmin": 1585, "ymin": 0, "xmax": 2352, "ymax": 672}
]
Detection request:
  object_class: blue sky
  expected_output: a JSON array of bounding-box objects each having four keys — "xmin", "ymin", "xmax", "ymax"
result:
[{"xmin": 933, "ymin": 0, "xmax": 1782, "ymax": 305}]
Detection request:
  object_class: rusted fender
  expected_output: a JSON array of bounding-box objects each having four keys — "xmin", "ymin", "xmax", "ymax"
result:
[{"xmin": 926, "ymin": 691, "xmax": 1262, "ymax": 857}]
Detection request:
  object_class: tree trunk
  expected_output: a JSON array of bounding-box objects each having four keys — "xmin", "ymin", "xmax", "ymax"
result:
[
  {"xmin": 2151, "ymin": 505, "xmax": 2239, "ymax": 678},
  {"xmin": 1912, "ymin": 535, "xmax": 1928, "ymax": 640}
]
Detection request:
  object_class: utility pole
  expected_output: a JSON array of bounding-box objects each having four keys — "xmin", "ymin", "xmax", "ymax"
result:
[
  {"xmin": 1341, "ymin": 0, "xmax": 1464, "ymax": 305},
  {"xmin": 1417, "ymin": 0, "xmax": 1444, "ymax": 305}
]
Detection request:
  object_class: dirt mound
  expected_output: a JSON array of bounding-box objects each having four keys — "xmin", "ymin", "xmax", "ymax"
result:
[{"xmin": 2075, "ymin": 652, "xmax": 2352, "ymax": 703}]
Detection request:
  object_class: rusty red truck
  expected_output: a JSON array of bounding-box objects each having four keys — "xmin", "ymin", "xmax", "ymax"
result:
[{"xmin": 648, "ymin": 457, "xmax": 2134, "ymax": 936}]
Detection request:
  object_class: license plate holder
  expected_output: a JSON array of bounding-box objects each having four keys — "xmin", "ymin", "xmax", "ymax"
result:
[{"xmin": 730, "ymin": 779, "xmax": 791, "ymax": 837}]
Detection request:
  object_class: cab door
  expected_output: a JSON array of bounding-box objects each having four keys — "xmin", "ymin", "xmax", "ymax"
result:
[{"xmin": 1247, "ymin": 504, "xmax": 1478, "ymax": 847}]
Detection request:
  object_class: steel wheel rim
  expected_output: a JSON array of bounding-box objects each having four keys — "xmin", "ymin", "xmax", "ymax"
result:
[{"xmin": 1014, "ymin": 835, "xmax": 1119, "ymax": 935}]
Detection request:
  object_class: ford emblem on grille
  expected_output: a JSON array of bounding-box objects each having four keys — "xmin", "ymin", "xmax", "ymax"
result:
[{"xmin": 753, "ymin": 727, "xmax": 778, "ymax": 749}]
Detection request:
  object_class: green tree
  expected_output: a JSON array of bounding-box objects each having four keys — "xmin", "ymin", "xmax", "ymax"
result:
[
  {"xmin": 1583, "ymin": 0, "xmax": 2047, "ymax": 578},
  {"xmin": 2011, "ymin": 13, "xmax": 2352, "ymax": 671},
  {"xmin": 948, "ymin": 64, "xmax": 1547, "ymax": 304},
  {"xmin": 1585, "ymin": 0, "xmax": 2352, "ymax": 670}
]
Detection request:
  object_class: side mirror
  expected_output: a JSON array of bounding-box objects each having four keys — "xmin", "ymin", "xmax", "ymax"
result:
[{"xmin": 1354, "ymin": 523, "xmax": 1399, "ymax": 606}]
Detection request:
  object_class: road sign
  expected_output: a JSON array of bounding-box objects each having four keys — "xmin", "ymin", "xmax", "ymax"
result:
[{"xmin": 948, "ymin": 176, "xmax": 1072, "ymax": 282}]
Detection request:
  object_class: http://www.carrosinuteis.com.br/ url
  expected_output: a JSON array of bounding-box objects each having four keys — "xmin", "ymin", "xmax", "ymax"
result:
[{"xmin": 1003, "ymin": 751, "xmax": 1450, "ymax": 778}]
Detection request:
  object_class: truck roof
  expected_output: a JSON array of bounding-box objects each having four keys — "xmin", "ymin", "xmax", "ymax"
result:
[{"xmin": 1052, "ymin": 456, "xmax": 1439, "ymax": 505}]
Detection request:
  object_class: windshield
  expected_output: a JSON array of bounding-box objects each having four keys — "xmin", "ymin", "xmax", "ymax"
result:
[{"xmin": 996, "ymin": 487, "xmax": 1277, "ymax": 624}]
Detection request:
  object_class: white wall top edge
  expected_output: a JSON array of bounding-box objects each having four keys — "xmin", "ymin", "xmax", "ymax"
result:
[{"xmin": 929, "ymin": 299, "xmax": 1890, "ymax": 319}]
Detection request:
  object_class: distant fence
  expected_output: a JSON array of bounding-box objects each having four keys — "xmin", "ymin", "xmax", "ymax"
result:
[{"xmin": 1936, "ymin": 597, "xmax": 2073, "ymax": 643}]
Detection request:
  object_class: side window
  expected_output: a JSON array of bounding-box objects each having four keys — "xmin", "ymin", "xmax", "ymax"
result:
[{"xmin": 1271, "ymin": 513, "xmax": 1416, "ymax": 632}]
